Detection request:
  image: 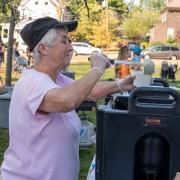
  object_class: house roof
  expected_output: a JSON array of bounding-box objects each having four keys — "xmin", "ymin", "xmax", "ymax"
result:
[
  {"xmin": 20, "ymin": 0, "xmax": 61, "ymax": 6},
  {"xmin": 161, "ymin": 0, "xmax": 180, "ymax": 12},
  {"xmin": 167, "ymin": 0, "xmax": 180, "ymax": 10}
]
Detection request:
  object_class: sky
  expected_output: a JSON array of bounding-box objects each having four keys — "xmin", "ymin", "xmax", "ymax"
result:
[{"xmin": 124, "ymin": 0, "xmax": 139, "ymax": 4}]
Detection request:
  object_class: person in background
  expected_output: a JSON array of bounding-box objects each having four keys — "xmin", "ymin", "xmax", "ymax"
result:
[
  {"xmin": 0, "ymin": 76, "xmax": 4, "ymax": 91},
  {"xmin": 115, "ymin": 45, "xmax": 132, "ymax": 79},
  {"xmin": 0, "ymin": 41, "xmax": 4, "ymax": 69},
  {"xmin": 1, "ymin": 16, "xmax": 135, "ymax": 180},
  {"xmin": 0, "ymin": 40, "xmax": 4, "ymax": 91},
  {"xmin": 13, "ymin": 40, "xmax": 21, "ymax": 70},
  {"xmin": 26, "ymin": 47, "xmax": 33, "ymax": 67},
  {"xmin": 131, "ymin": 45, "xmax": 142, "ymax": 71},
  {"xmin": 13, "ymin": 40, "xmax": 20, "ymax": 61}
]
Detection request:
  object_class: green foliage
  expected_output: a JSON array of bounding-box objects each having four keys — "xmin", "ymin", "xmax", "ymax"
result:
[
  {"xmin": 108, "ymin": 0, "xmax": 129, "ymax": 17},
  {"xmin": 0, "ymin": 128, "xmax": 9, "ymax": 163},
  {"xmin": 0, "ymin": 0, "xmax": 20, "ymax": 23},
  {"xmin": 122, "ymin": 10, "xmax": 160, "ymax": 40},
  {"xmin": 169, "ymin": 42, "xmax": 180, "ymax": 46},
  {"xmin": 89, "ymin": 9, "xmax": 120, "ymax": 47},
  {"xmin": 166, "ymin": 35, "xmax": 176, "ymax": 44},
  {"xmin": 149, "ymin": 41, "xmax": 164, "ymax": 46},
  {"xmin": 68, "ymin": 0, "xmax": 128, "ymax": 47},
  {"xmin": 139, "ymin": 0, "xmax": 165, "ymax": 11},
  {"xmin": 70, "ymin": 5, "xmax": 120, "ymax": 47},
  {"xmin": 69, "ymin": 0, "xmax": 165, "ymax": 47},
  {"xmin": 140, "ymin": 41, "xmax": 149, "ymax": 49}
]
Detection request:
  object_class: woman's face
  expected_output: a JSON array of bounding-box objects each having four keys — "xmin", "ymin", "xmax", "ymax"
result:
[
  {"xmin": 46, "ymin": 29, "xmax": 73, "ymax": 70},
  {"xmin": 124, "ymin": 47, "xmax": 132, "ymax": 59}
]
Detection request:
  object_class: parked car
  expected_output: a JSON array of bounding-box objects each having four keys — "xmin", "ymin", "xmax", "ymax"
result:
[
  {"xmin": 142, "ymin": 45, "xmax": 180, "ymax": 60},
  {"xmin": 72, "ymin": 42, "xmax": 103, "ymax": 55}
]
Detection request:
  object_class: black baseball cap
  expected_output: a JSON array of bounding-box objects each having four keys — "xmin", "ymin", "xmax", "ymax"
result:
[{"xmin": 20, "ymin": 16, "xmax": 78, "ymax": 52}]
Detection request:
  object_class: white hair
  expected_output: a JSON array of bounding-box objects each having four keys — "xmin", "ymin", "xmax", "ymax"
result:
[{"xmin": 32, "ymin": 26, "xmax": 68, "ymax": 64}]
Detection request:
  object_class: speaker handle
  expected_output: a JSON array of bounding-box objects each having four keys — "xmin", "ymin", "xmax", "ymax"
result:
[
  {"xmin": 151, "ymin": 78, "xmax": 169, "ymax": 87},
  {"xmin": 128, "ymin": 87, "xmax": 180, "ymax": 115}
]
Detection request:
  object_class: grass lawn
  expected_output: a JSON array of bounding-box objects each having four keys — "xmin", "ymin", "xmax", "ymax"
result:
[{"xmin": 1, "ymin": 61, "xmax": 180, "ymax": 180}]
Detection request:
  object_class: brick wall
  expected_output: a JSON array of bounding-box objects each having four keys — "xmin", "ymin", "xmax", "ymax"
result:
[
  {"xmin": 150, "ymin": 23, "xmax": 167, "ymax": 43},
  {"xmin": 150, "ymin": 10, "xmax": 180, "ymax": 43}
]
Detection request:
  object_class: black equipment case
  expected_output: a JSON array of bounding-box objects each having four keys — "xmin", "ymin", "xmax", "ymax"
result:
[{"xmin": 96, "ymin": 87, "xmax": 180, "ymax": 180}]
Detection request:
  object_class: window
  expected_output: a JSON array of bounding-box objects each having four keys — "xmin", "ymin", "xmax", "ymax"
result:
[
  {"xmin": 35, "ymin": 1, "xmax": 38, "ymax": 5},
  {"xmin": 3, "ymin": 29, "xmax": 8, "ymax": 38},
  {"xmin": 171, "ymin": 47, "xmax": 179, "ymax": 51},
  {"xmin": 161, "ymin": 46, "xmax": 170, "ymax": 51},
  {"xmin": 161, "ymin": 12, "xmax": 167, "ymax": 23},
  {"xmin": 45, "ymin": 2, "xmax": 48, "ymax": 5},
  {"xmin": 167, "ymin": 28, "xmax": 174, "ymax": 38},
  {"xmin": 151, "ymin": 46, "xmax": 161, "ymax": 51},
  {"xmin": 76, "ymin": 44, "xmax": 81, "ymax": 47},
  {"xmin": 82, "ymin": 44, "xmax": 88, "ymax": 47}
]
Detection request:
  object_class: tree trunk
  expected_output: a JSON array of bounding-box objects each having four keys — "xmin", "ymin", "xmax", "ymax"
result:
[{"xmin": 5, "ymin": 10, "xmax": 16, "ymax": 86}]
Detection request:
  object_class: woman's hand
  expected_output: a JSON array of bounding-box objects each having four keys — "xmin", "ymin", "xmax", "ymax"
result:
[
  {"xmin": 90, "ymin": 52, "xmax": 111, "ymax": 73},
  {"xmin": 174, "ymin": 172, "xmax": 180, "ymax": 180},
  {"xmin": 116, "ymin": 75, "xmax": 136, "ymax": 92}
]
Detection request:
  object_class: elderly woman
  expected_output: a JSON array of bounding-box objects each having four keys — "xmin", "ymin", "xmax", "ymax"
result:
[
  {"xmin": 175, "ymin": 172, "xmax": 180, "ymax": 180},
  {"xmin": 1, "ymin": 17, "xmax": 135, "ymax": 180}
]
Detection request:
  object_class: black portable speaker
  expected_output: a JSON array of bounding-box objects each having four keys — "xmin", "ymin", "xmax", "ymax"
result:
[{"xmin": 96, "ymin": 87, "xmax": 180, "ymax": 180}]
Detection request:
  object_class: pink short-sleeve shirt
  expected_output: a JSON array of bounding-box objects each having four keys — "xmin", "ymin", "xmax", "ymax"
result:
[{"xmin": 1, "ymin": 69, "xmax": 81, "ymax": 180}]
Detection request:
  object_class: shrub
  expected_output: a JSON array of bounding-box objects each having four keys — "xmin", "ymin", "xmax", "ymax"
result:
[
  {"xmin": 140, "ymin": 42, "xmax": 149, "ymax": 49},
  {"xmin": 166, "ymin": 35, "xmax": 176, "ymax": 44},
  {"xmin": 149, "ymin": 41, "xmax": 164, "ymax": 46}
]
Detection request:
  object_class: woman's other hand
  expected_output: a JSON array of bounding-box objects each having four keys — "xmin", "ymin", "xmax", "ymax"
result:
[{"xmin": 116, "ymin": 75, "xmax": 135, "ymax": 92}]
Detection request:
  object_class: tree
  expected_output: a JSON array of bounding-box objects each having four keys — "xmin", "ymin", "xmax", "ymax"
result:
[
  {"xmin": 108, "ymin": 0, "xmax": 129, "ymax": 17},
  {"xmin": 68, "ymin": 0, "xmax": 127, "ymax": 47},
  {"xmin": 122, "ymin": 10, "xmax": 160, "ymax": 40},
  {"xmin": 90, "ymin": 9, "xmax": 119, "ymax": 47},
  {"xmin": 176, "ymin": 30, "xmax": 180, "ymax": 43},
  {"xmin": 0, "ymin": 0, "xmax": 20, "ymax": 86},
  {"xmin": 139, "ymin": 0, "xmax": 165, "ymax": 11}
]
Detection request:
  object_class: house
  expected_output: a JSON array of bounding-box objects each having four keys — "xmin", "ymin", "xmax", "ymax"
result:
[
  {"xmin": 150, "ymin": 0, "xmax": 180, "ymax": 43},
  {"xmin": 18, "ymin": 0, "xmax": 61, "ymax": 21},
  {"xmin": 1, "ymin": 0, "xmax": 72, "ymax": 46}
]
